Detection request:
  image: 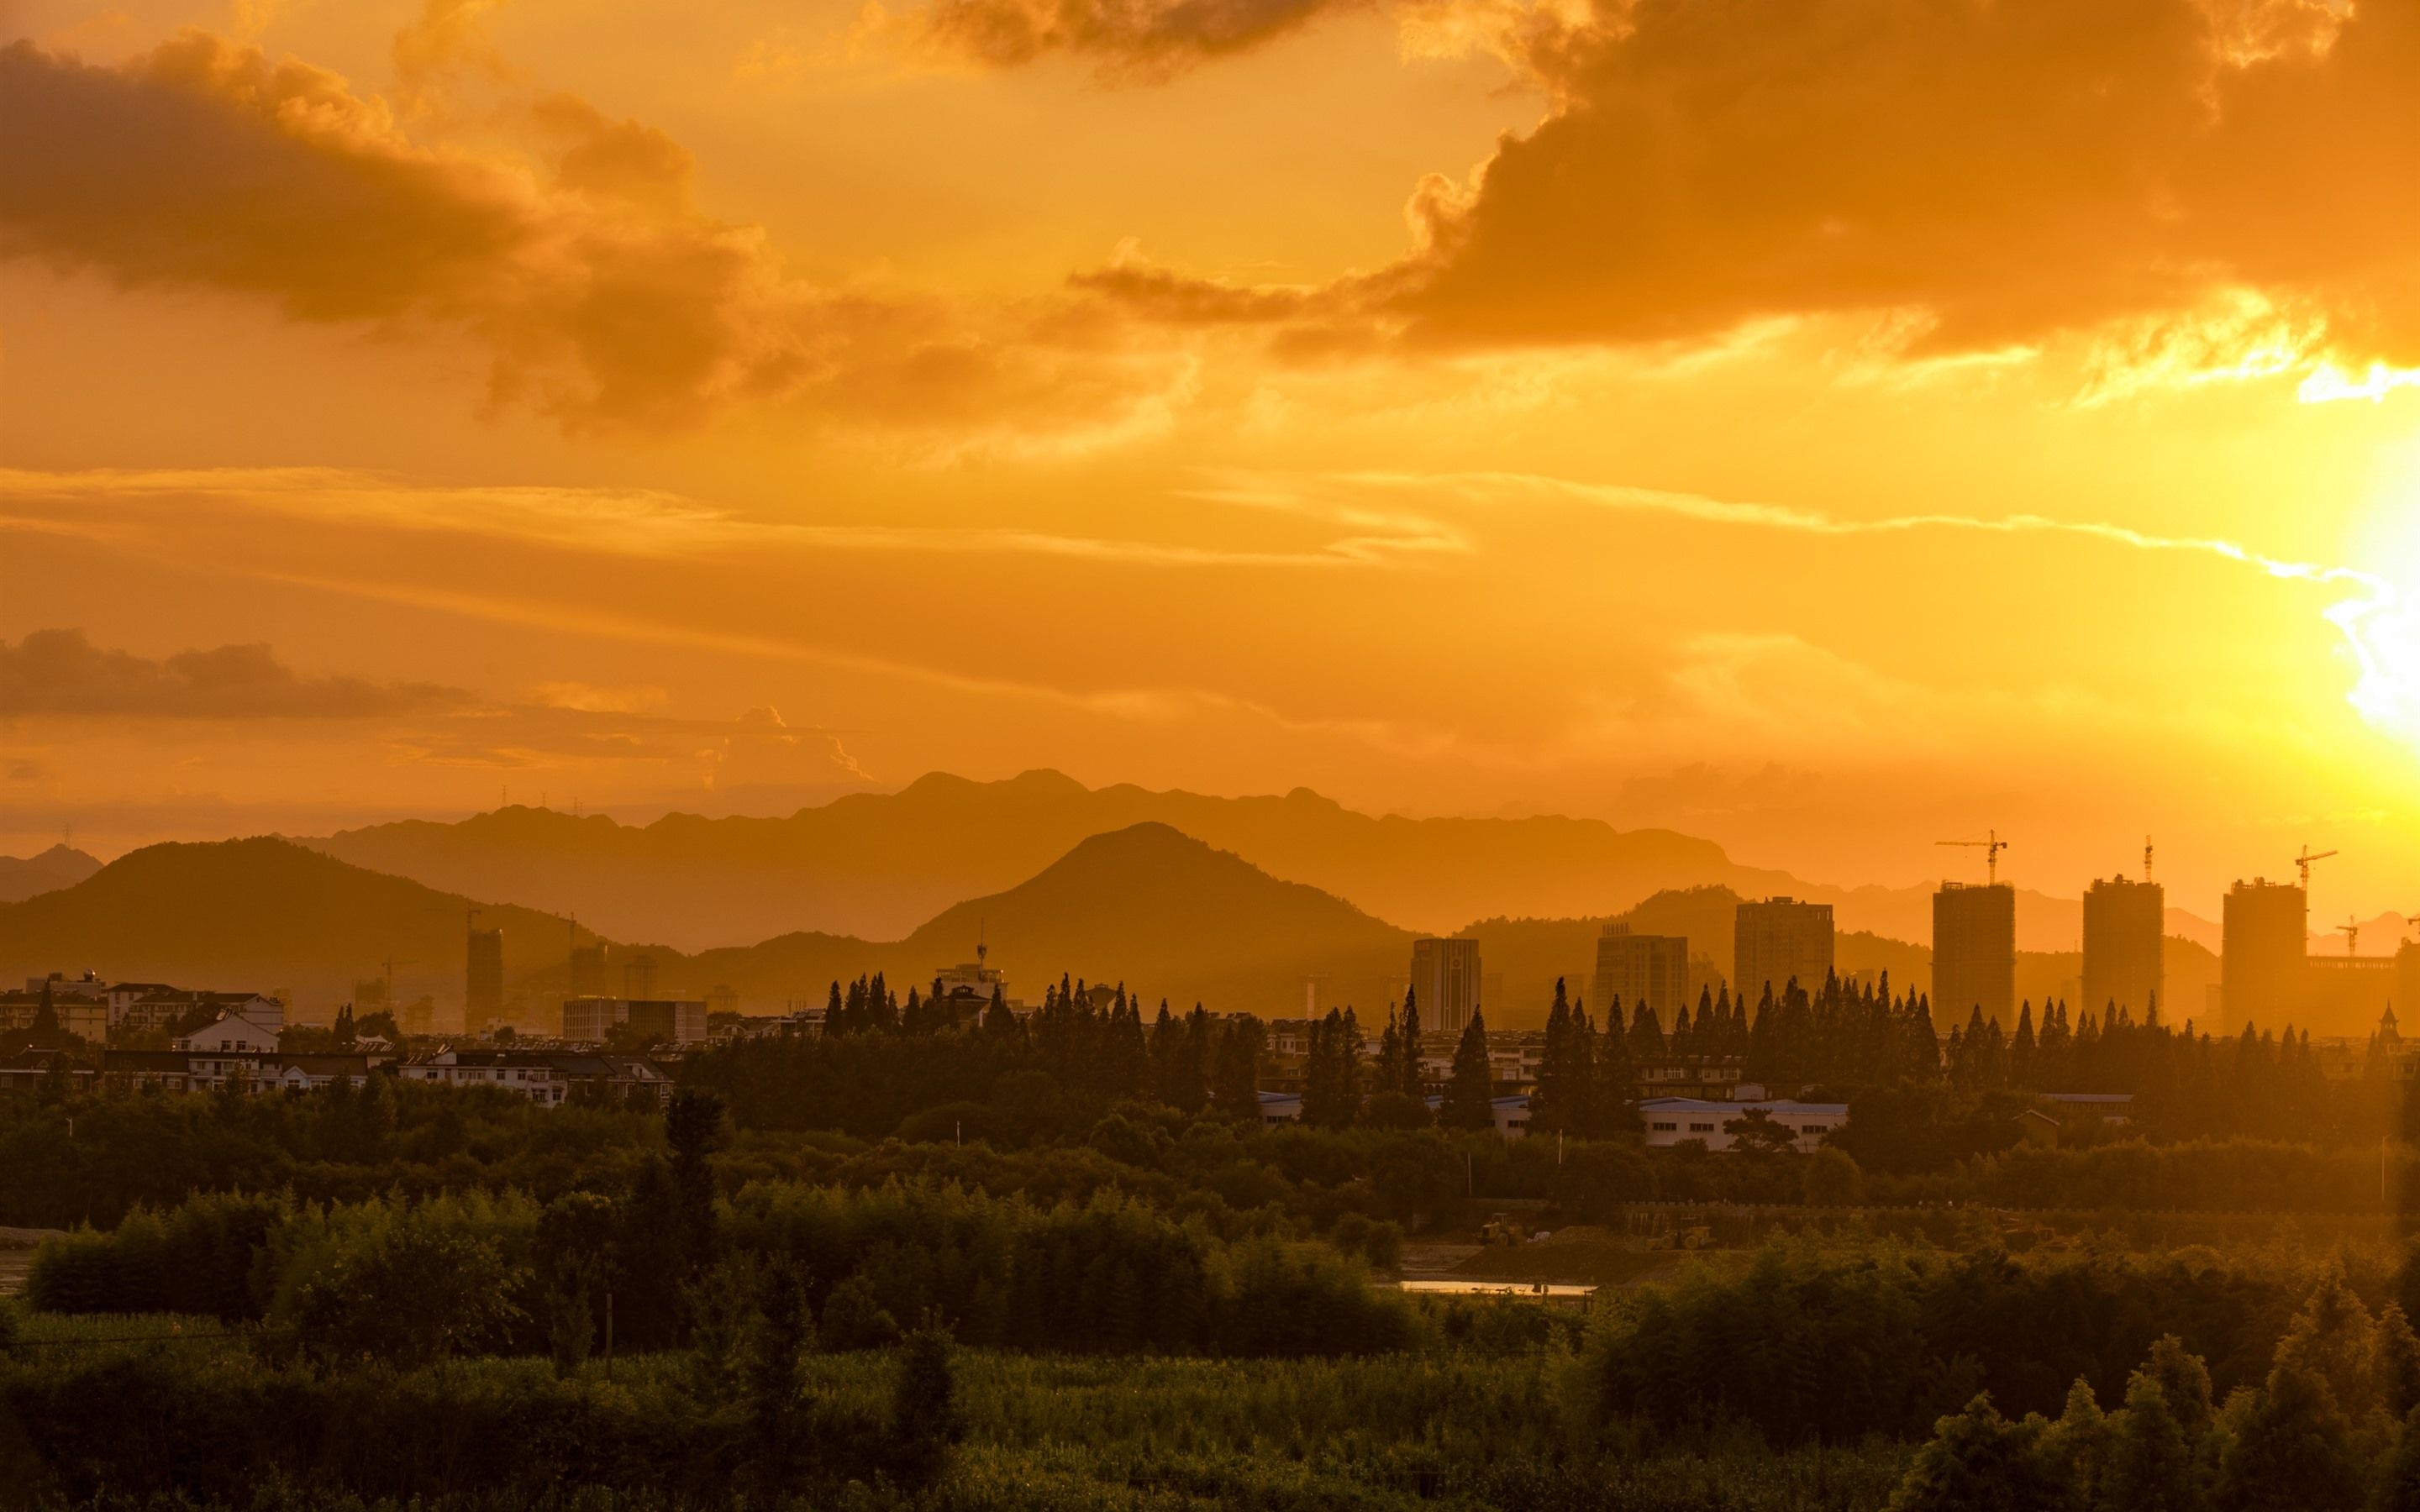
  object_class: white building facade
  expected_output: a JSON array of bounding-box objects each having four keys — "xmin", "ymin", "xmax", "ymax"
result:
[{"xmin": 1638, "ymin": 1096, "xmax": 1846, "ymax": 1152}]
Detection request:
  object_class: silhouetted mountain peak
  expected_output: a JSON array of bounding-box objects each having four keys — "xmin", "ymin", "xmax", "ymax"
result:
[
  {"xmin": 308, "ymin": 767, "xmax": 1786, "ymax": 950},
  {"xmin": 0, "ymin": 843, "xmax": 105, "ymax": 905},
  {"xmin": 1054, "ymin": 821, "xmax": 1216, "ymax": 864},
  {"xmin": 0, "ymin": 837, "xmax": 589, "ymax": 1005}
]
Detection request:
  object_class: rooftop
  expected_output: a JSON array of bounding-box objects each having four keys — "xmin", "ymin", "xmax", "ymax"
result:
[{"xmin": 1638, "ymin": 1096, "xmax": 1849, "ymax": 1116}]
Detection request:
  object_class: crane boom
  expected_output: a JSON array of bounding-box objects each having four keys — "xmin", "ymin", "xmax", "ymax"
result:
[
  {"xmin": 379, "ymin": 956, "xmax": 418, "ymax": 1000},
  {"xmin": 2294, "ymin": 844, "xmax": 2338, "ymax": 890},
  {"xmin": 1936, "ymin": 829, "xmax": 2012, "ymax": 885}
]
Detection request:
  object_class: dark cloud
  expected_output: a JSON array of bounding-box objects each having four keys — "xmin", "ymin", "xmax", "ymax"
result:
[
  {"xmin": 916, "ymin": 0, "xmax": 1361, "ymax": 77},
  {"xmin": 0, "ymin": 32, "xmax": 804, "ymax": 428},
  {"xmin": 0, "ymin": 629, "xmax": 870, "ymax": 785},
  {"xmin": 1085, "ymin": 0, "xmax": 2420, "ymax": 370},
  {"xmin": 0, "ymin": 629, "xmax": 466, "ymax": 719},
  {"xmin": 0, "ymin": 32, "xmax": 1190, "ymax": 436}
]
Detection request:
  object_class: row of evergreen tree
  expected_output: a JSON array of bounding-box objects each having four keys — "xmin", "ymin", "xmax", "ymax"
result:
[
  {"xmin": 818, "ymin": 973, "xmax": 1265, "ymax": 1118},
  {"xmin": 809, "ymin": 965, "xmax": 2407, "ymax": 1145}
]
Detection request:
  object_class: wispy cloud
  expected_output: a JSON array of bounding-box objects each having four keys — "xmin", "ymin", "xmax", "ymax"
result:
[
  {"xmin": 0, "ymin": 465, "xmax": 1460, "ymax": 570},
  {"xmin": 1237, "ymin": 465, "xmax": 2419, "ymax": 754}
]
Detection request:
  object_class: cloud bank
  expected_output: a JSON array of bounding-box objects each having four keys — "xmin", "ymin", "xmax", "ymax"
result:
[
  {"xmin": 0, "ymin": 627, "xmax": 870, "ymax": 784},
  {"xmin": 915, "ymin": 0, "xmax": 1361, "ymax": 77},
  {"xmin": 1084, "ymin": 0, "xmax": 2420, "ymax": 374},
  {"xmin": 0, "ymin": 30, "xmax": 1191, "ymax": 436},
  {"xmin": 0, "ymin": 629, "xmax": 464, "ymax": 718}
]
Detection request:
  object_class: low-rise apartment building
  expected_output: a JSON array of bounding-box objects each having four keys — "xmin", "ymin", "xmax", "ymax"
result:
[
  {"xmin": 1639, "ymin": 1095, "xmax": 1846, "ymax": 1152},
  {"xmin": 101, "ymin": 1047, "xmax": 387, "ymax": 1095},
  {"xmin": 400, "ymin": 1048, "xmax": 673, "ymax": 1107}
]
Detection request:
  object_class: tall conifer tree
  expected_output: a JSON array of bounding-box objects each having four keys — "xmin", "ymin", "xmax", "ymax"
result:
[{"xmin": 1439, "ymin": 1011, "xmax": 1494, "ymax": 1130}]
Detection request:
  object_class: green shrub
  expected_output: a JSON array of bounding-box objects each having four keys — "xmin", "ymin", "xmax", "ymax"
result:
[
  {"xmin": 27, "ymin": 1192, "xmax": 285, "ymax": 1319},
  {"xmin": 266, "ymin": 1194, "xmax": 535, "ymax": 1366},
  {"xmin": 1207, "ymin": 1239, "xmax": 1413, "ymax": 1358},
  {"xmin": 820, "ymin": 1273, "xmax": 901, "ymax": 1351}
]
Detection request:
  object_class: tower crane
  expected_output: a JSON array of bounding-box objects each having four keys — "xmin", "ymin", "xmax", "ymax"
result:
[
  {"xmin": 2294, "ymin": 845, "xmax": 2337, "ymax": 890},
  {"xmin": 379, "ymin": 957, "xmax": 417, "ymax": 1000},
  {"xmin": 2338, "ymin": 916, "xmax": 2361, "ymax": 958},
  {"xmin": 1936, "ymin": 830, "xmax": 2012, "ymax": 886},
  {"xmin": 2292, "ymin": 845, "xmax": 2337, "ymax": 940},
  {"xmin": 2143, "ymin": 837, "xmax": 2154, "ymax": 882}
]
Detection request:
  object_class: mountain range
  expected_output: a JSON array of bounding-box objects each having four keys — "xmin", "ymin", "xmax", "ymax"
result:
[
  {"xmin": 303, "ymin": 769, "xmax": 2227, "ymax": 954},
  {"xmin": 0, "ymin": 820, "xmax": 2228, "ymax": 1030}
]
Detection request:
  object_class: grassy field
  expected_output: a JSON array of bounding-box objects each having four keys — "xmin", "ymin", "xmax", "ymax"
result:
[{"xmin": 1447, "ymin": 1228, "xmax": 1685, "ymax": 1288}]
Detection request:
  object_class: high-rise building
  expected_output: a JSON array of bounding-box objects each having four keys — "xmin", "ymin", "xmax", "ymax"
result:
[
  {"xmin": 1733, "ymin": 897, "xmax": 1834, "ymax": 1003},
  {"xmin": 2221, "ymin": 878, "xmax": 2306, "ymax": 1032},
  {"xmin": 569, "ymin": 944, "xmax": 608, "ymax": 998},
  {"xmin": 623, "ymin": 953, "xmax": 659, "ymax": 1000},
  {"xmin": 2081, "ymin": 877, "xmax": 2163, "ymax": 1016},
  {"xmin": 2305, "ymin": 953, "xmax": 2397, "ymax": 1037},
  {"xmin": 561, "ymin": 996, "xmax": 708, "ymax": 1046},
  {"xmin": 466, "ymin": 927, "xmax": 504, "ymax": 1027},
  {"xmin": 1594, "ymin": 924, "xmax": 1690, "ymax": 1019},
  {"xmin": 1409, "ymin": 937, "xmax": 1481, "ymax": 1038},
  {"xmin": 1933, "ymin": 883, "xmax": 2015, "ymax": 1026}
]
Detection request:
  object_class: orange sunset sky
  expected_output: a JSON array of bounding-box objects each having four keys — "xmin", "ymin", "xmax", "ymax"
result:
[{"xmin": 3, "ymin": 0, "xmax": 2418, "ymax": 927}]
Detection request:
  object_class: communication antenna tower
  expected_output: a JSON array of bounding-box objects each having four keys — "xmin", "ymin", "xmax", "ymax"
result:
[{"xmin": 1936, "ymin": 830, "xmax": 2012, "ymax": 886}]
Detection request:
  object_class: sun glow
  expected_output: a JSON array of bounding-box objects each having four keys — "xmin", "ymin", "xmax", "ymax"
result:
[{"xmin": 2298, "ymin": 361, "xmax": 2420, "ymax": 405}]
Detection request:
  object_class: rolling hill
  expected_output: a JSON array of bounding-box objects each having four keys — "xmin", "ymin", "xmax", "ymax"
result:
[
  {"xmin": 0, "ymin": 825, "xmax": 1418, "ymax": 1021},
  {"xmin": 895, "ymin": 822, "xmax": 1413, "ymax": 1014},
  {"xmin": 0, "ymin": 837, "xmax": 592, "ymax": 1008}
]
